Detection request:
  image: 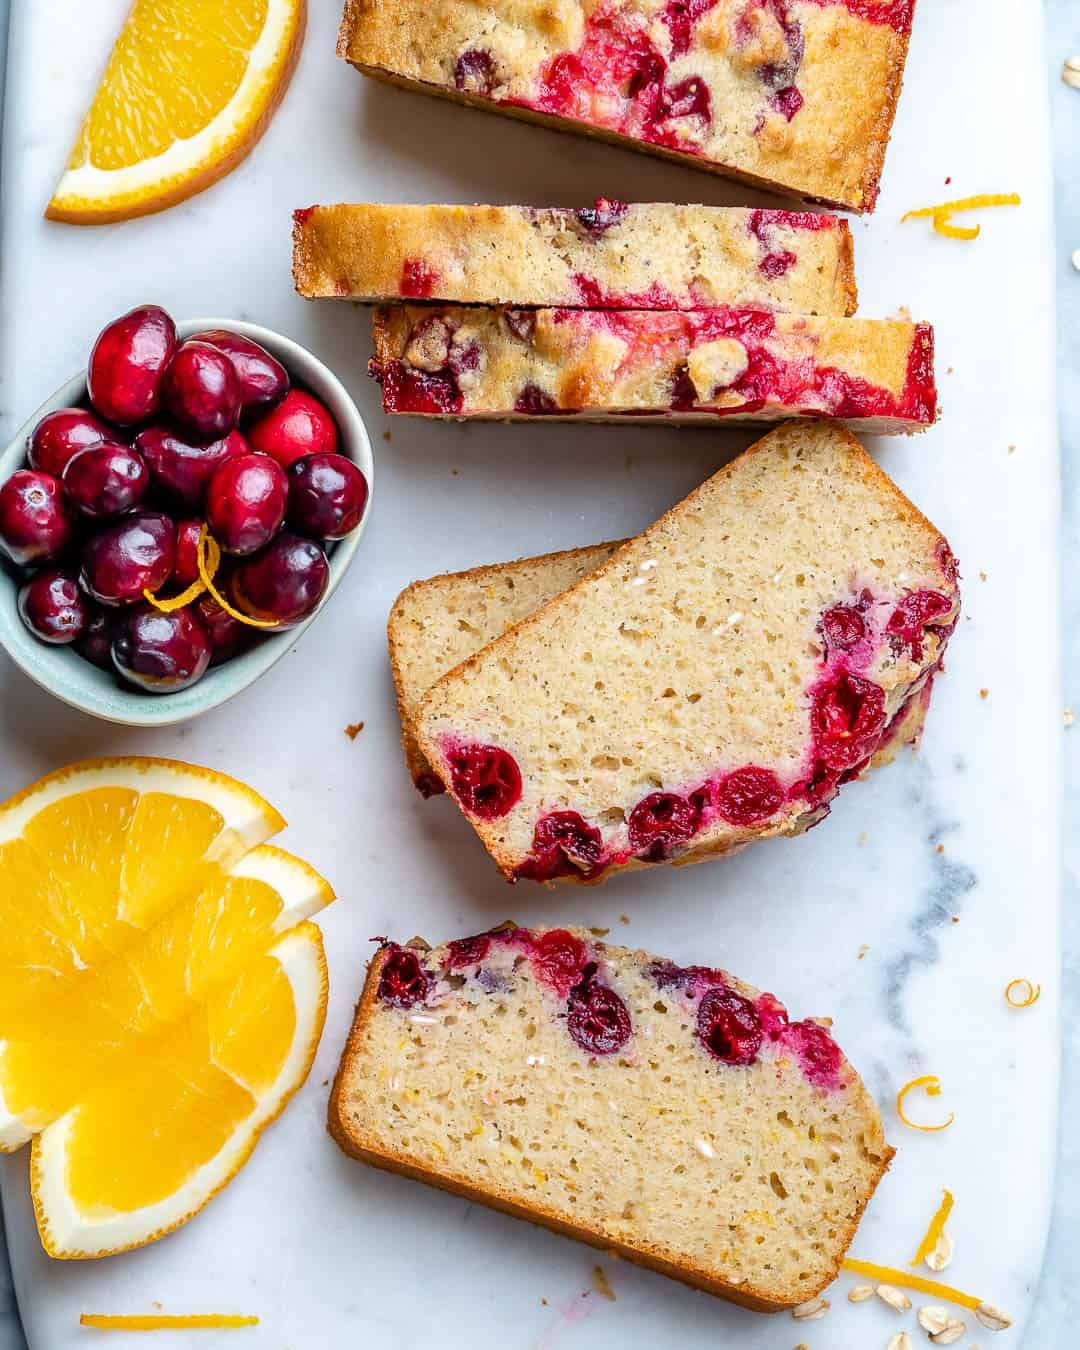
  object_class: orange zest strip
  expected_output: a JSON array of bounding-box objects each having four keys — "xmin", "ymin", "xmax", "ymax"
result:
[
  {"xmin": 80, "ymin": 1314, "xmax": 258, "ymax": 1331},
  {"xmin": 841, "ymin": 1259, "xmax": 980, "ymax": 1312},
  {"xmin": 902, "ymin": 193, "xmax": 1021, "ymax": 242},
  {"xmin": 934, "ymin": 216, "xmax": 980, "ymax": 240},
  {"xmin": 143, "ymin": 526, "xmax": 222, "ymax": 613},
  {"xmin": 196, "ymin": 527, "xmax": 277, "ymax": 630},
  {"xmin": 1005, "ymin": 977, "xmax": 1041, "ymax": 1009},
  {"xmin": 911, "ymin": 1188, "xmax": 954, "ymax": 1266},
  {"xmin": 896, "ymin": 1074, "xmax": 955, "ymax": 1132}
]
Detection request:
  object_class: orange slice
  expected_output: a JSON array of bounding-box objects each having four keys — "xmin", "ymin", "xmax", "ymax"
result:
[{"xmin": 46, "ymin": 0, "xmax": 306, "ymax": 225}]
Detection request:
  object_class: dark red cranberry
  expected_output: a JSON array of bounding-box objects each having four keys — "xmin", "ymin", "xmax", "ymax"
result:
[
  {"xmin": 399, "ymin": 257, "xmax": 438, "ymax": 299},
  {"xmin": 75, "ymin": 607, "xmax": 114, "ymax": 670},
  {"xmin": 660, "ymin": 0, "xmax": 716, "ymax": 56},
  {"xmin": 697, "ymin": 987, "xmax": 762, "ymax": 1065},
  {"xmin": 785, "ymin": 1019, "xmax": 843, "ymax": 1088},
  {"xmin": 445, "ymin": 742, "xmax": 522, "ymax": 819},
  {"xmin": 286, "ymin": 453, "xmax": 368, "ymax": 541},
  {"xmin": 246, "ymin": 389, "xmax": 339, "ymax": 469},
  {"xmin": 715, "ymin": 766, "xmax": 784, "ymax": 827},
  {"xmin": 648, "ymin": 961, "xmax": 723, "ymax": 996},
  {"xmin": 62, "ymin": 443, "xmax": 148, "ymax": 520},
  {"xmin": 627, "ymin": 47, "xmax": 666, "ymax": 99},
  {"xmin": 377, "ymin": 945, "xmax": 429, "ymax": 1008},
  {"xmin": 228, "ymin": 531, "xmax": 328, "ymax": 629},
  {"xmin": 111, "ymin": 604, "xmax": 212, "ymax": 692},
  {"xmin": 627, "ymin": 790, "xmax": 701, "ymax": 858},
  {"xmin": 453, "ymin": 48, "xmax": 496, "ymax": 94},
  {"xmin": 206, "ymin": 453, "xmax": 288, "ymax": 556},
  {"xmin": 188, "ymin": 329, "xmax": 289, "ymax": 414},
  {"xmin": 28, "ymin": 408, "xmax": 114, "ymax": 477},
  {"xmin": 771, "ymin": 86, "xmax": 804, "ymax": 120},
  {"xmin": 662, "ymin": 76, "xmax": 711, "ymax": 121},
  {"xmin": 194, "ymin": 592, "xmax": 250, "ymax": 666},
  {"xmin": 445, "ymin": 934, "xmax": 492, "ymax": 969},
  {"xmin": 528, "ymin": 929, "xmax": 588, "ymax": 995},
  {"xmin": 173, "ymin": 518, "xmax": 204, "ymax": 587},
  {"xmin": 162, "ymin": 341, "xmax": 242, "ymax": 443},
  {"xmin": 936, "ymin": 539, "xmax": 960, "ymax": 583},
  {"xmin": 375, "ymin": 362, "xmax": 462, "ymax": 416},
  {"xmin": 17, "ymin": 569, "xmax": 90, "ymax": 644},
  {"xmin": 886, "ymin": 589, "xmax": 953, "ymax": 660},
  {"xmin": 515, "ymin": 811, "xmax": 604, "ymax": 881},
  {"xmin": 566, "ymin": 978, "xmax": 632, "ymax": 1055},
  {"xmin": 514, "ymin": 383, "xmax": 560, "ymax": 415},
  {"xmin": 79, "ymin": 511, "xmax": 176, "ymax": 607},
  {"xmin": 811, "ymin": 671, "xmax": 887, "ymax": 773},
  {"xmin": 136, "ymin": 425, "xmax": 248, "ymax": 509},
  {"xmin": 669, "ymin": 364, "xmax": 698, "ymax": 411},
  {"xmin": 415, "ymin": 771, "xmax": 446, "ymax": 798},
  {"xmin": 759, "ymin": 250, "xmax": 797, "ymax": 278},
  {"xmin": 574, "ymin": 199, "xmax": 629, "ymax": 237},
  {"xmin": 0, "ymin": 471, "xmax": 75, "ymax": 567},
  {"xmin": 819, "ymin": 603, "xmax": 866, "ymax": 653},
  {"xmin": 87, "ymin": 305, "xmax": 177, "ymax": 426}
]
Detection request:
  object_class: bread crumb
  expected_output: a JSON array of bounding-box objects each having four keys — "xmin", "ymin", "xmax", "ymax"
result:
[
  {"xmin": 946, "ymin": 366, "xmax": 954, "ymax": 375},
  {"xmin": 451, "ymin": 467, "xmax": 460, "ymax": 476},
  {"xmin": 588, "ymin": 926, "xmax": 610, "ymax": 937},
  {"xmin": 382, "ymin": 430, "xmax": 392, "ymax": 442},
  {"xmin": 858, "ymin": 831, "xmax": 868, "ymax": 845},
  {"xmin": 857, "ymin": 944, "xmax": 869, "ymax": 960},
  {"xmin": 345, "ymin": 721, "xmax": 365, "ymax": 740},
  {"xmin": 540, "ymin": 1298, "xmax": 548, "ymax": 1306},
  {"xmin": 979, "ymin": 570, "xmax": 987, "ymax": 581},
  {"xmin": 979, "ymin": 688, "xmax": 989, "ymax": 699},
  {"xmin": 1008, "ymin": 444, "xmax": 1016, "ymax": 454},
  {"xmin": 592, "ymin": 1266, "xmax": 616, "ymax": 1301},
  {"xmin": 951, "ymin": 915, "xmax": 960, "ymax": 924},
  {"xmin": 619, "ymin": 914, "xmax": 630, "ymax": 925},
  {"xmin": 936, "ymin": 843, "xmax": 945, "ymax": 854},
  {"xmin": 1065, "ymin": 707, "xmax": 1075, "ymax": 729}
]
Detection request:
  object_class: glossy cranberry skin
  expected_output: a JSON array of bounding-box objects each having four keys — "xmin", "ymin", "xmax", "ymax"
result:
[
  {"xmin": 62, "ymin": 443, "xmax": 148, "ymax": 520},
  {"xmin": 446, "ymin": 934, "xmax": 493, "ymax": 969},
  {"xmin": 286, "ymin": 453, "xmax": 368, "ymax": 541},
  {"xmin": 88, "ymin": 305, "xmax": 177, "ymax": 425},
  {"xmin": 28, "ymin": 408, "xmax": 114, "ymax": 477},
  {"xmin": 17, "ymin": 569, "xmax": 90, "ymax": 644},
  {"xmin": 228, "ymin": 531, "xmax": 328, "ymax": 629},
  {"xmin": 161, "ymin": 341, "xmax": 242, "ymax": 443},
  {"xmin": 206, "ymin": 453, "xmax": 288, "ymax": 556},
  {"xmin": 627, "ymin": 790, "xmax": 701, "ymax": 858},
  {"xmin": 697, "ymin": 987, "xmax": 762, "ymax": 1066},
  {"xmin": 189, "ymin": 330, "xmax": 289, "ymax": 414},
  {"xmin": 0, "ymin": 471, "xmax": 75, "ymax": 567},
  {"xmin": 715, "ymin": 766, "xmax": 785, "ymax": 827},
  {"xmin": 136, "ymin": 425, "xmax": 248, "ymax": 509},
  {"xmin": 515, "ymin": 810, "xmax": 604, "ymax": 881},
  {"xmin": 566, "ymin": 976, "xmax": 632, "ymax": 1056},
  {"xmin": 444, "ymin": 742, "xmax": 522, "ymax": 819},
  {"xmin": 886, "ymin": 589, "xmax": 953, "ymax": 660},
  {"xmin": 111, "ymin": 604, "xmax": 211, "ymax": 692},
  {"xmin": 820, "ymin": 602, "xmax": 866, "ymax": 653},
  {"xmin": 75, "ymin": 607, "xmax": 114, "ymax": 670},
  {"xmin": 173, "ymin": 518, "xmax": 204, "ymax": 587},
  {"xmin": 377, "ymin": 945, "xmax": 430, "ymax": 1008},
  {"xmin": 811, "ymin": 672, "xmax": 887, "ymax": 774},
  {"xmin": 80, "ymin": 511, "xmax": 176, "ymax": 607},
  {"xmin": 246, "ymin": 389, "xmax": 339, "ymax": 469},
  {"xmin": 525, "ymin": 929, "xmax": 589, "ymax": 996},
  {"xmin": 194, "ymin": 592, "xmax": 250, "ymax": 666}
]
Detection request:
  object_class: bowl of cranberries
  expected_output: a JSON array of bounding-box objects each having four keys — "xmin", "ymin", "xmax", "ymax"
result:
[{"xmin": 0, "ymin": 305, "xmax": 373, "ymax": 724}]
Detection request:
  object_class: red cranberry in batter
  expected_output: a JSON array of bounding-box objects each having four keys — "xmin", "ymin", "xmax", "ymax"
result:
[
  {"xmin": 697, "ymin": 987, "xmax": 762, "ymax": 1066},
  {"xmin": 444, "ymin": 742, "xmax": 522, "ymax": 819},
  {"xmin": 378, "ymin": 945, "xmax": 430, "ymax": 1008}
]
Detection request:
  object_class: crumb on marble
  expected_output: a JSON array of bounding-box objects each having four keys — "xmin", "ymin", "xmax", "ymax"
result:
[
  {"xmin": 1065, "ymin": 707, "xmax": 1075, "ymax": 729},
  {"xmin": 858, "ymin": 831, "xmax": 868, "ymax": 845},
  {"xmin": 345, "ymin": 721, "xmax": 365, "ymax": 740},
  {"xmin": 979, "ymin": 570, "xmax": 988, "ymax": 581},
  {"xmin": 451, "ymin": 467, "xmax": 460, "ymax": 476},
  {"xmin": 619, "ymin": 914, "xmax": 630, "ymax": 925},
  {"xmin": 589, "ymin": 926, "xmax": 610, "ymax": 937},
  {"xmin": 979, "ymin": 688, "xmax": 989, "ymax": 699},
  {"xmin": 1008, "ymin": 444, "xmax": 1016, "ymax": 454},
  {"xmin": 936, "ymin": 843, "xmax": 945, "ymax": 854},
  {"xmin": 592, "ymin": 1267, "xmax": 616, "ymax": 1301},
  {"xmin": 383, "ymin": 430, "xmax": 391, "ymax": 442},
  {"xmin": 857, "ymin": 944, "xmax": 869, "ymax": 960}
]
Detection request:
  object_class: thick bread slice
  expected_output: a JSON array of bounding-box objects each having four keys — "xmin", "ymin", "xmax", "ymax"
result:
[
  {"xmin": 414, "ymin": 423, "xmax": 959, "ymax": 883},
  {"xmin": 389, "ymin": 542, "xmax": 623, "ymax": 794},
  {"xmin": 329, "ymin": 925, "xmax": 894, "ymax": 1311},
  {"xmin": 293, "ymin": 202, "xmax": 857, "ymax": 315}
]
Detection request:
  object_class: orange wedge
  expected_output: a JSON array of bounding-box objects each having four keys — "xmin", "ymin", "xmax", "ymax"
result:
[
  {"xmin": 46, "ymin": 0, "xmax": 306, "ymax": 225},
  {"xmin": 0, "ymin": 758, "xmax": 333, "ymax": 1258}
]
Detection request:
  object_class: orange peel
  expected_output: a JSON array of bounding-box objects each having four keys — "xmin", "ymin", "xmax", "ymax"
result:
[
  {"xmin": 1005, "ymin": 978, "xmax": 1041, "ymax": 1009},
  {"xmin": 841, "ymin": 1259, "xmax": 981, "ymax": 1311},
  {"xmin": 911, "ymin": 1188, "xmax": 954, "ymax": 1266},
  {"xmin": 196, "ymin": 527, "xmax": 277, "ymax": 630},
  {"xmin": 81, "ymin": 1314, "xmax": 258, "ymax": 1331},
  {"xmin": 143, "ymin": 526, "xmax": 221, "ymax": 613},
  {"xmin": 896, "ymin": 1075, "xmax": 955, "ymax": 1132},
  {"xmin": 902, "ymin": 193, "xmax": 1021, "ymax": 241}
]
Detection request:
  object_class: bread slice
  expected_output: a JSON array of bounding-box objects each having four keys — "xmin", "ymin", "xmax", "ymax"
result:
[
  {"xmin": 293, "ymin": 202, "xmax": 857, "ymax": 315},
  {"xmin": 337, "ymin": 0, "xmax": 914, "ymax": 213},
  {"xmin": 413, "ymin": 422, "xmax": 959, "ymax": 883},
  {"xmin": 329, "ymin": 924, "xmax": 894, "ymax": 1311},
  {"xmin": 370, "ymin": 306, "xmax": 935, "ymax": 433},
  {"xmin": 389, "ymin": 542, "xmax": 623, "ymax": 795}
]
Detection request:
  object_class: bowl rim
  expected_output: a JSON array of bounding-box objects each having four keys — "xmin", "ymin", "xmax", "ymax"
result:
[{"xmin": 0, "ymin": 316, "xmax": 374, "ymax": 727}]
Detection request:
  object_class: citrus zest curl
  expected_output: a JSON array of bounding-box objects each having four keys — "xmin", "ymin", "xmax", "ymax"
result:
[
  {"xmin": 1005, "ymin": 977, "xmax": 1041, "ymax": 1009},
  {"xmin": 896, "ymin": 1074, "xmax": 954, "ymax": 1132},
  {"xmin": 841, "ymin": 1259, "xmax": 980, "ymax": 1311},
  {"xmin": 80, "ymin": 1313, "xmax": 258, "ymax": 1330},
  {"xmin": 911, "ymin": 1188, "xmax": 954, "ymax": 1266},
  {"xmin": 902, "ymin": 193, "xmax": 1021, "ymax": 241},
  {"xmin": 143, "ymin": 525, "xmax": 222, "ymax": 613},
  {"xmin": 196, "ymin": 527, "xmax": 277, "ymax": 630}
]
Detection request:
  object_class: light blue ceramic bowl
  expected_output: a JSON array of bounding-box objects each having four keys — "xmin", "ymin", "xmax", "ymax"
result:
[{"xmin": 0, "ymin": 319, "xmax": 373, "ymax": 726}]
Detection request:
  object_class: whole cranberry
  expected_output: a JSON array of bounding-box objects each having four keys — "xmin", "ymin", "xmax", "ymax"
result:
[
  {"xmin": 0, "ymin": 471, "xmax": 75, "ymax": 567},
  {"xmin": 189, "ymin": 330, "xmax": 289, "ymax": 414},
  {"xmin": 566, "ymin": 978, "xmax": 632, "ymax": 1056},
  {"xmin": 377, "ymin": 945, "xmax": 430, "ymax": 1008},
  {"xmin": 697, "ymin": 987, "xmax": 762, "ymax": 1065},
  {"xmin": 229, "ymin": 531, "xmax": 328, "ymax": 629},
  {"xmin": 111, "ymin": 604, "xmax": 211, "ymax": 693},
  {"xmin": 75, "ymin": 606, "xmax": 115, "ymax": 670},
  {"xmin": 88, "ymin": 305, "xmax": 177, "ymax": 425},
  {"xmin": 17, "ymin": 569, "xmax": 90, "ymax": 644},
  {"xmin": 444, "ymin": 742, "xmax": 522, "ymax": 819},
  {"xmin": 161, "ymin": 341, "xmax": 241, "ymax": 443},
  {"xmin": 173, "ymin": 518, "xmax": 204, "ymax": 587},
  {"xmin": 194, "ymin": 591, "xmax": 251, "ymax": 666},
  {"xmin": 135, "ymin": 425, "xmax": 248, "ymax": 508},
  {"xmin": 206, "ymin": 453, "xmax": 288, "ymax": 555},
  {"xmin": 28, "ymin": 408, "xmax": 114, "ymax": 477},
  {"xmin": 80, "ymin": 511, "xmax": 176, "ymax": 607},
  {"xmin": 286, "ymin": 453, "xmax": 368, "ymax": 540},
  {"xmin": 62, "ymin": 443, "xmax": 148, "ymax": 519},
  {"xmin": 246, "ymin": 389, "xmax": 339, "ymax": 468}
]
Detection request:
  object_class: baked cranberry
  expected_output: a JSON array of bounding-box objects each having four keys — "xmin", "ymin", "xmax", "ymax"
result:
[
  {"xmin": 136, "ymin": 425, "xmax": 248, "ymax": 508},
  {"xmin": 566, "ymin": 978, "xmax": 631, "ymax": 1055},
  {"xmin": 286, "ymin": 453, "xmax": 368, "ymax": 541},
  {"xmin": 445, "ymin": 742, "xmax": 522, "ymax": 819},
  {"xmin": 189, "ymin": 329, "xmax": 289, "ymax": 414},
  {"xmin": 771, "ymin": 85, "xmax": 804, "ymax": 120},
  {"xmin": 515, "ymin": 811, "xmax": 604, "ymax": 881},
  {"xmin": 88, "ymin": 305, "xmax": 177, "ymax": 425},
  {"xmin": 228, "ymin": 531, "xmax": 328, "ymax": 629},
  {"xmin": 715, "ymin": 766, "xmax": 784, "ymax": 827},
  {"xmin": 173, "ymin": 519, "xmax": 204, "ymax": 587},
  {"xmin": 819, "ymin": 603, "xmax": 866, "ymax": 653},
  {"xmin": 80, "ymin": 511, "xmax": 176, "ymax": 607},
  {"xmin": 528, "ymin": 929, "xmax": 588, "ymax": 995},
  {"xmin": 627, "ymin": 790, "xmax": 701, "ymax": 858},
  {"xmin": 453, "ymin": 48, "xmax": 496, "ymax": 94},
  {"xmin": 400, "ymin": 257, "xmax": 439, "ymax": 299},
  {"xmin": 759, "ymin": 250, "xmax": 796, "ymax": 278},
  {"xmin": 415, "ymin": 771, "xmax": 446, "ymax": 798},
  {"xmin": 111, "ymin": 604, "xmax": 211, "ymax": 692},
  {"xmin": 246, "ymin": 389, "xmax": 339, "ymax": 469},
  {"xmin": 504, "ymin": 310, "xmax": 536, "ymax": 343},
  {"xmin": 377, "ymin": 945, "xmax": 429, "ymax": 1008},
  {"xmin": 75, "ymin": 607, "xmax": 114, "ymax": 670},
  {"xmin": 206, "ymin": 453, "xmax": 288, "ymax": 556},
  {"xmin": 811, "ymin": 671, "xmax": 886, "ymax": 773},
  {"xmin": 17, "ymin": 569, "xmax": 90, "ymax": 644},
  {"xmin": 886, "ymin": 589, "xmax": 953, "ymax": 660},
  {"xmin": 194, "ymin": 592, "xmax": 250, "ymax": 666},
  {"xmin": 697, "ymin": 987, "xmax": 762, "ymax": 1065},
  {"xmin": 627, "ymin": 47, "xmax": 666, "ymax": 99},
  {"xmin": 784, "ymin": 1019, "xmax": 843, "ymax": 1088},
  {"xmin": 376, "ymin": 362, "xmax": 461, "ymax": 415},
  {"xmin": 62, "ymin": 443, "xmax": 148, "ymax": 520},
  {"xmin": 574, "ymin": 199, "xmax": 628, "ymax": 237},
  {"xmin": 660, "ymin": 0, "xmax": 715, "ymax": 55},
  {"xmin": 162, "ymin": 341, "xmax": 242, "ymax": 443},
  {"xmin": 662, "ymin": 76, "xmax": 711, "ymax": 122},
  {"xmin": 936, "ymin": 539, "xmax": 960, "ymax": 583},
  {"xmin": 514, "ymin": 384, "xmax": 560, "ymax": 415},
  {"xmin": 446, "ymin": 934, "xmax": 492, "ymax": 969},
  {"xmin": 28, "ymin": 408, "xmax": 114, "ymax": 477},
  {"xmin": 0, "ymin": 471, "xmax": 75, "ymax": 568}
]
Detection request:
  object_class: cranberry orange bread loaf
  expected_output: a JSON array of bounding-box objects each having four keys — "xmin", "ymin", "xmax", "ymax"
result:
[
  {"xmin": 337, "ymin": 0, "xmax": 916, "ymax": 212},
  {"xmin": 370, "ymin": 306, "xmax": 936, "ymax": 432},
  {"xmin": 329, "ymin": 924, "xmax": 894, "ymax": 1310},
  {"xmin": 293, "ymin": 202, "xmax": 857, "ymax": 315},
  {"xmin": 389, "ymin": 542, "xmax": 624, "ymax": 795},
  {"xmin": 413, "ymin": 423, "xmax": 959, "ymax": 883}
]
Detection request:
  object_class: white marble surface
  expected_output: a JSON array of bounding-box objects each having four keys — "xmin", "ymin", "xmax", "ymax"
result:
[{"xmin": 0, "ymin": 0, "xmax": 1071, "ymax": 1346}]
